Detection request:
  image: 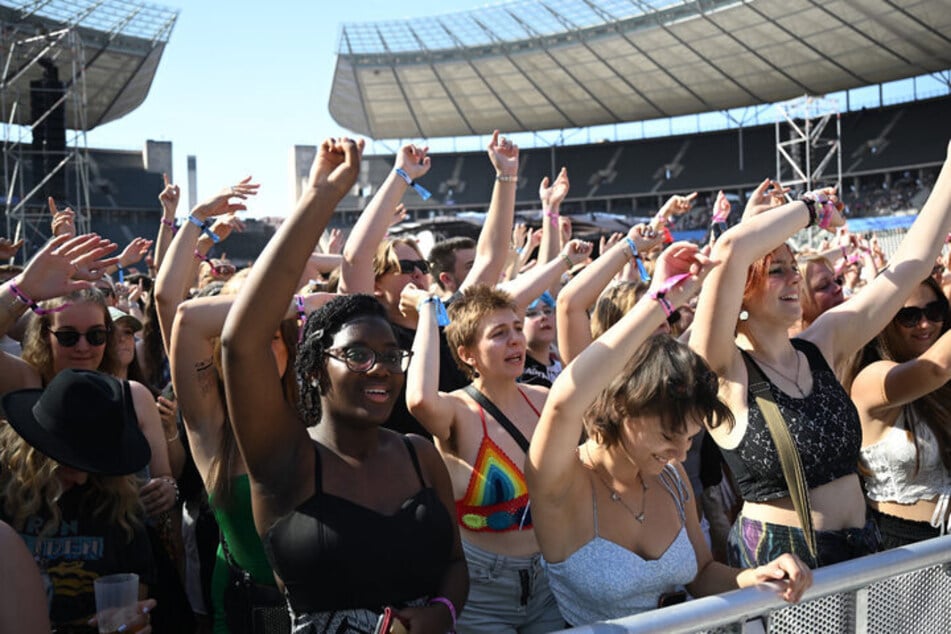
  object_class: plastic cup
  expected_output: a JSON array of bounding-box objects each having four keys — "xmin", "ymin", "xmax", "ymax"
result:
[{"xmin": 93, "ymin": 573, "xmax": 139, "ymax": 634}]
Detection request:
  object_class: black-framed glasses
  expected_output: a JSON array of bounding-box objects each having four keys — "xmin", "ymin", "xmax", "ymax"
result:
[
  {"xmin": 47, "ymin": 326, "xmax": 111, "ymax": 347},
  {"xmin": 396, "ymin": 259, "xmax": 429, "ymax": 275},
  {"xmin": 324, "ymin": 346, "xmax": 413, "ymax": 373},
  {"xmin": 894, "ymin": 300, "xmax": 947, "ymax": 328}
]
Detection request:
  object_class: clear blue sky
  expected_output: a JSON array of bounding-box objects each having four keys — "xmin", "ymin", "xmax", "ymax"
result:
[{"xmin": 86, "ymin": 0, "xmax": 489, "ymax": 219}]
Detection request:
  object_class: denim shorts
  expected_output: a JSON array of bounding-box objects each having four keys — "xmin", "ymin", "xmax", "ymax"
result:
[
  {"xmin": 456, "ymin": 541, "xmax": 565, "ymax": 634},
  {"xmin": 727, "ymin": 512, "xmax": 881, "ymax": 569}
]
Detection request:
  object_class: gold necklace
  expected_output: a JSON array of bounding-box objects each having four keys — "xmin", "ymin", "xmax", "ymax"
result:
[{"xmin": 748, "ymin": 349, "xmax": 804, "ymax": 397}]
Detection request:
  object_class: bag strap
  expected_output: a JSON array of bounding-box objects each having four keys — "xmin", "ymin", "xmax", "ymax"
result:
[
  {"xmin": 742, "ymin": 352, "xmax": 819, "ymax": 565},
  {"xmin": 463, "ymin": 384, "xmax": 531, "ymax": 454}
]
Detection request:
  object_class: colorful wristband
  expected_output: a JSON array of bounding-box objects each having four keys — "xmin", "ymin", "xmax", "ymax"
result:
[
  {"xmin": 394, "ymin": 168, "xmax": 432, "ymax": 200},
  {"xmin": 543, "ymin": 208, "xmax": 559, "ymax": 227},
  {"xmin": 417, "ymin": 295, "xmax": 450, "ymax": 327},
  {"xmin": 161, "ymin": 217, "xmax": 177, "ymax": 233},
  {"xmin": 8, "ymin": 282, "xmax": 70, "ymax": 316},
  {"xmin": 429, "ymin": 597, "xmax": 457, "ymax": 632},
  {"xmin": 624, "ymin": 237, "xmax": 651, "ymax": 283},
  {"xmin": 188, "ymin": 215, "xmax": 220, "ymax": 243}
]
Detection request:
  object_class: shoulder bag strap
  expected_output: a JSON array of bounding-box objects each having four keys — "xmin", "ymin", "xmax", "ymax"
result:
[
  {"xmin": 463, "ymin": 384, "xmax": 531, "ymax": 454},
  {"xmin": 742, "ymin": 352, "xmax": 819, "ymax": 565}
]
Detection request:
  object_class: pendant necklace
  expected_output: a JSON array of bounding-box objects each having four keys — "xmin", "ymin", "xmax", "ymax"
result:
[
  {"xmin": 586, "ymin": 444, "xmax": 649, "ymax": 523},
  {"xmin": 749, "ymin": 348, "xmax": 804, "ymax": 397}
]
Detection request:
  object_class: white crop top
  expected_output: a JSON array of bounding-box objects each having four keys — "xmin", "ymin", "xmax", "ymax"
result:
[{"xmin": 860, "ymin": 408, "xmax": 951, "ymax": 533}]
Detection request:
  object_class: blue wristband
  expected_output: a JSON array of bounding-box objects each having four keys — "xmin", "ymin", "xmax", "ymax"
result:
[
  {"xmin": 188, "ymin": 215, "xmax": 220, "ymax": 244},
  {"xmin": 625, "ymin": 237, "xmax": 651, "ymax": 283},
  {"xmin": 394, "ymin": 168, "xmax": 432, "ymax": 201},
  {"xmin": 418, "ymin": 295, "xmax": 450, "ymax": 327}
]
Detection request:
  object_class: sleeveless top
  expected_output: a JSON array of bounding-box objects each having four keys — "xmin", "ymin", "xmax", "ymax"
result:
[
  {"xmin": 263, "ymin": 438, "xmax": 453, "ymax": 618},
  {"xmin": 721, "ymin": 339, "xmax": 862, "ymax": 502},
  {"xmin": 456, "ymin": 389, "xmax": 539, "ymax": 532},
  {"xmin": 210, "ymin": 475, "xmax": 278, "ymax": 634},
  {"xmin": 543, "ymin": 463, "xmax": 697, "ymax": 626},
  {"xmin": 860, "ymin": 407, "xmax": 951, "ymax": 533}
]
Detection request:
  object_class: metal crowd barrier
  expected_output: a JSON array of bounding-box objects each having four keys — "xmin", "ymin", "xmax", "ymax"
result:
[{"xmin": 561, "ymin": 534, "xmax": 951, "ymax": 633}]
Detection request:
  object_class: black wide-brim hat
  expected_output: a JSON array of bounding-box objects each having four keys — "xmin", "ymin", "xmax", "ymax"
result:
[{"xmin": 2, "ymin": 369, "xmax": 151, "ymax": 476}]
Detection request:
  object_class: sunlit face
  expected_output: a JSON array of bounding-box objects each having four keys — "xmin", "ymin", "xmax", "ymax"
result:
[
  {"xmin": 803, "ymin": 260, "xmax": 844, "ymax": 323},
  {"xmin": 321, "ymin": 317, "xmax": 404, "ymax": 427},
  {"xmin": 460, "ymin": 308, "xmax": 526, "ymax": 380},
  {"xmin": 375, "ymin": 243, "xmax": 431, "ymax": 312},
  {"xmin": 523, "ymin": 303, "xmax": 555, "ymax": 347},
  {"xmin": 48, "ymin": 302, "xmax": 109, "ymax": 374},
  {"xmin": 114, "ymin": 321, "xmax": 137, "ymax": 370},
  {"xmin": 448, "ymin": 247, "xmax": 475, "ymax": 292},
  {"xmin": 891, "ymin": 283, "xmax": 946, "ymax": 358},
  {"xmin": 619, "ymin": 415, "xmax": 703, "ymax": 476},
  {"xmin": 747, "ymin": 246, "xmax": 802, "ymax": 326}
]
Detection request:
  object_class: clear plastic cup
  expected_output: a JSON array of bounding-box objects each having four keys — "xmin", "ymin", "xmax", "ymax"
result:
[{"xmin": 93, "ymin": 573, "xmax": 139, "ymax": 634}]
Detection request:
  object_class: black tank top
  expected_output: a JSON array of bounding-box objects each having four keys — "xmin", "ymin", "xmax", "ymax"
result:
[
  {"xmin": 720, "ymin": 338, "xmax": 862, "ymax": 502},
  {"xmin": 263, "ymin": 437, "xmax": 453, "ymax": 614}
]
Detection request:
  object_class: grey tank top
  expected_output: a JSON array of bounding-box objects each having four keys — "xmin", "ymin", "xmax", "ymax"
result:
[{"xmin": 543, "ymin": 463, "xmax": 698, "ymax": 626}]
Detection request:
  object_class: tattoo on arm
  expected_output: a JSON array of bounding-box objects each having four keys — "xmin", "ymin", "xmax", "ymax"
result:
[{"xmin": 194, "ymin": 357, "xmax": 217, "ymax": 396}]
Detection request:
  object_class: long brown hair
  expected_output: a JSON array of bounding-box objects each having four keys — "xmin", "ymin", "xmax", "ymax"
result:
[{"xmin": 857, "ymin": 277, "xmax": 951, "ymax": 472}]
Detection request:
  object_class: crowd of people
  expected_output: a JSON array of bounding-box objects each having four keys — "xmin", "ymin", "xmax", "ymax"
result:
[{"xmin": 0, "ymin": 133, "xmax": 949, "ymax": 634}]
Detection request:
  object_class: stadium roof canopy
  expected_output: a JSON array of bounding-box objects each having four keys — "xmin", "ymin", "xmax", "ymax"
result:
[
  {"xmin": 330, "ymin": 0, "xmax": 951, "ymax": 139},
  {"xmin": 0, "ymin": 0, "xmax": 178, "ymax": 130}
]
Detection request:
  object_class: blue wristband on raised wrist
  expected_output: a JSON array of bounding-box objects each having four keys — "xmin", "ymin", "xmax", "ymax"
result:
[{"xmin": 394, "ymin": 168, "xmax": 432, "ymax": 201}]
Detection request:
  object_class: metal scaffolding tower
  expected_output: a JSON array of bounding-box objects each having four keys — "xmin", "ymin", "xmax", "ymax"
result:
[
  {"xmin": 0, "ymin": 0, "xmax": 178, "ymax": 262},
  {"xmin": 775, "ymin": 95, "xmax": 843, "ymax": 194}
]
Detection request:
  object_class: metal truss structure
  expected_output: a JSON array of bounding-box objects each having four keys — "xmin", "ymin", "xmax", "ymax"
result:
[
  {"xmin": 0, "ymin": 0, "xmax": 177, "ymax": 260},
  {"xmin": 774, "ymin": 95, "xmax": 842, "ymax": 193}
]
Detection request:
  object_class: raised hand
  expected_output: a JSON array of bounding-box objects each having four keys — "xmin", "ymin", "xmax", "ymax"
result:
[
  {"xmin": 117, "ymin": 237, "xmax": 154, "ymax": 269},
  {"xmin": 626, "ymin": 223, "xmax": 662, "ymax": 254},
  {"xmin": 487, "ymin": 130, "xmax": 519, "ymax": 176},
  {"xmin": 540, "ymin": 167, "xmax": 570, "ymax": 208},
  {"xmin": 649, "ymin": 241, "xmax": 718, "ymax": 308},
  {"xmin": 308, "ymin": 137, "xmax": 365, "ymax": 199},
  {"xmin": 48, "ymin": 197, "xmax": 76, "ymax": 238},
  {"xmin": 158, "ymin": 172, "xmax": 181, "ymax": 214},
  {"xmin": 191, "ymin": 177, "xmax": 260, "ymax": 222},
  {"xmin": 712, "ymin": 190, "xmax": 731, "ymax": 222},
  {"xmin": 390, "ymin": 203, "xmax": 408, "ymax": 228},
  {"xmin": 395, "ymin": 143, "xmax": 431, "ymax": 182},
  {"xmin": 0, "ymin": 237, "xmax": 24, "ymax": 260},
  {"xmin": 325, "ymin": 227, "xmax": 344, "ymax": 254},
  {"xmin": 743, "ymin": 178, "xmax": 787, "ymax": 219},
  {"xmin": 207, "ymin": 213, "xmax": 245, "ymax": 244},
  {"xmin": 562, "ymin": 239, "xmax": 594, "ymax": 267},
  {"xmin": 15, "ymin": 234, "xmax": 118, "ymax": 301},
  {"xmin": 659, "ymin": 192, "xmax": 698, "ymax": 218},
  {"xmin": 599, "ymin": 232, "xmax": 623, "ymax": 254},
  {"xmin": 559, "ymin": 216, "xmax": 572, "ymax": 244}
]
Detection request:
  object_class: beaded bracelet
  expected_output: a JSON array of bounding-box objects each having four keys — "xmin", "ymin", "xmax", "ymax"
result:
[
  {"xmin": 8, "ymin": 283, "xmax": 70, "ymax": 316},
  {"xmin": 560, "ymin": 253, "xmax": 574, "ymax": 271},
  {"xmin": 496, "ymin": 173, "xmax": 518, "ymax": 183},
  {"xmin": 429, "ymin": 596, "xmax": 457, "ymax": 632},
  {"xmin": 394, "ymin": 168, "xmax": 432, "ymax": 200}
]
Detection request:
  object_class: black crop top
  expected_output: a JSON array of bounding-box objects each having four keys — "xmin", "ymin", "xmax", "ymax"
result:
[
  {"xmin": 719, "ymin": 339, "xmax": 861, "ymax": 502},
  {"xmin": 263, "ymin": 437, "xmax": 453, "ymax": 615}
]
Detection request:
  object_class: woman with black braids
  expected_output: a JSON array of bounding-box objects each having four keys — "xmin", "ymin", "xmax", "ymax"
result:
[{"xmin": 222, "ymin": 138, "xmax": 466, "ymax": 633}]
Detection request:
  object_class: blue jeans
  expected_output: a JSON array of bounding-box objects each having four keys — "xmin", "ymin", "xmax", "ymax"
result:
[{"xmin": 456, "ymin": 541, "xmax": 565, "ymax": 634}]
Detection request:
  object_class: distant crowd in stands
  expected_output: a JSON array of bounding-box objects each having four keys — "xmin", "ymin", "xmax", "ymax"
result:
[{"xmin": 0, "ymin": 133, "xmax": 950, "ymax": 634}]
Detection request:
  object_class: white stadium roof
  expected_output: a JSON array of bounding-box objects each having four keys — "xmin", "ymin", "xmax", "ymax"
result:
[{"xmin": 330, "ymin": 0, "xmax": 951, "ymax": 139}]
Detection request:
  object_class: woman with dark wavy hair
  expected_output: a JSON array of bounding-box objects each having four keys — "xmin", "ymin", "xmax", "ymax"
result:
[{"xmin": 852, "ymin": 276, "xmax": 951, "ymax": 547}]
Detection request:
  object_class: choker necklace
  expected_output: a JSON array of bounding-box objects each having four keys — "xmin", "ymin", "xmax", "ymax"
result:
[{"xmin": 749, "ymin": 349, "xmax": 804, "ymax": 398}]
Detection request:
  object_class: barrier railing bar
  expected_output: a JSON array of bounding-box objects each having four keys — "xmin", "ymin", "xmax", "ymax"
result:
[{"xmin": 559, "ymin": 534, "xmax": 951, "ymax": 634}]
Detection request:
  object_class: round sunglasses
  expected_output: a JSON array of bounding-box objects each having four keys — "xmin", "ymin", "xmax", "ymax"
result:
[
  {"xmin": 893, "ymin": 300, "xmax": 948, "ymax": 328},
  {"xmin": 46, "ymin": 326, "xmax": 111, "ymax": 347},
  {"xmin": 324, "ymin": 346, "xmax": 413, "ymax": 374}
]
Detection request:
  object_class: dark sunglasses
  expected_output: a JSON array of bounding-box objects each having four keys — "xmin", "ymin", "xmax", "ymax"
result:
[
  {"xmin": 894, "ymin": 300, "xmax": 947, "ymax": 328},
  {"xmin": 324, "ymin": 346, "xmax": 413, "ymax": 374},
  {"xmin": 396, "ymin": 259, "xmax": 429, "ymax": 275},
  {"xmin": 47, "ymin": 326, "xmax": 111, "ymax": 347}
]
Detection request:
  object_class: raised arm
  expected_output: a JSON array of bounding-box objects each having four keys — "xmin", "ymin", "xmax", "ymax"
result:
[
  {"xmin": 459, "ymin": 131, "xmax": 518, "ymax": 291},
  {"xmin": 806, "ymin": 147, "xmax": 951, "ymax": 365},
  {"xmin": 403, "ymin": 284, "xmax": 462, "ymax": 442},
  {"xmin": 537, "ymin": 168, "xmax": 569, "ymax": 294},
  {"xmin": 528, "ymin": 243, "xmax": 716, "ymax": 509},
  {"xmin": 499, "ymin": 239, "xmax": 592, "ymax": 310},
  {"xmin": 222, "ymin": 138, "xmax": 362, "ymax": 497},
  {"xmin": 154, "ymin": 173, "xmax": 180, "ymax": 270},
  {"xmin": 689, "ymin": 198, "xmax": 831, "ymax": 373},
  {"xmin": 339, "ymin": 144, "xmax": 430, "ymax": 295},
  {"xmin": 154, "ymin": 179, "xmax": 257, "ymax": 352},
  {"xmin": 556, "ymin": 225, "xmax": 661, "ymax": 364},
  {"xmin": 0, "ymin": 234, "xmax": 118, "ymax": 393}
]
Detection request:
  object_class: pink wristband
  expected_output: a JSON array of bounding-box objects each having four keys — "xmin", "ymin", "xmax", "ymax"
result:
[
  {"xmin": 543, "ymin": 208, "xmax": 559, "ymax": 227},
  {"xmin": 429, "ymin": 596, "xmax": 456, "ymax": 631}
]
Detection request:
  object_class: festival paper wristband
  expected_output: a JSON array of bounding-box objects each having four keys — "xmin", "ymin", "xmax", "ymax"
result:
[
  {"xmin": 625, "ymin": 237, "xmax": 651, "ymax": 283},
  {"xmin": 417, "ymin": 295, "xmax": 450, "ymax": 327},
  {"xmin": 394, "ymin": 168, "xmax": 432, "ymax": 201},
  {"xmin": 188, "ymin": 215, "xmax": 220, "ymax": 243}
]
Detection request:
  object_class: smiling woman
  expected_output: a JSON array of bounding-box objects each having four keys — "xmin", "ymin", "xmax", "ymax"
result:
[{"xmin": 851, "ymin": 277, "xmax": 951, "ymax": 547}]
